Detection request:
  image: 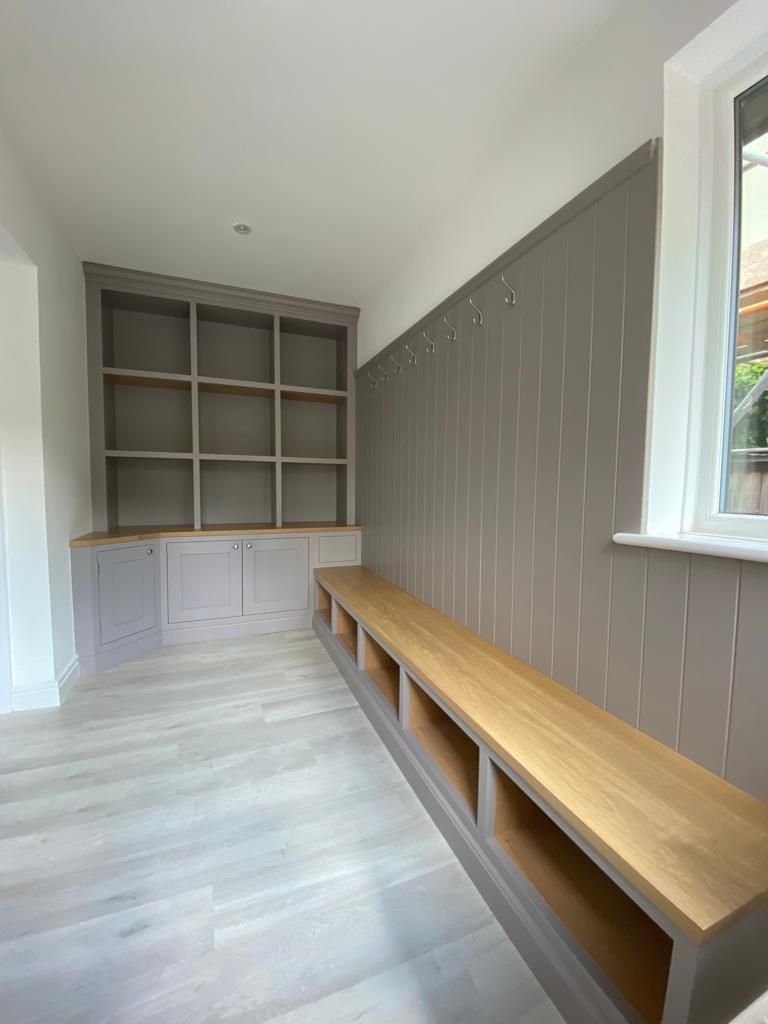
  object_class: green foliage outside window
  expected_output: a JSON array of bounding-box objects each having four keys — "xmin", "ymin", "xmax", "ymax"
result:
[{"xmin": 732, "ymin": 359, "xmax": 768, "ymax": 449}]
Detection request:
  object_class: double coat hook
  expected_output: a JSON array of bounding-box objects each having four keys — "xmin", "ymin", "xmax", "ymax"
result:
[
  {"xmin": 469, "ymin": 297, "xmax": 483, "ymax": 326},
  {"xmin": 501, "ymin": 272, "xmax": 516, "ymax": 306},
  {"xmin": 443, "ymin": 315, "xmax": 456, "ymax": 343},
  {"xmin": 405, "ymin": 343, "xmax": 417, "ymax": 366},
  {"xmin": 422, "ymin": 329, "xmax": 435, "ymax": 354}
]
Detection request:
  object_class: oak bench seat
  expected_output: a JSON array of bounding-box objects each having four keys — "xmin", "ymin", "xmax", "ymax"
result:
[{"xmin": 314, "ymin": 565, "xmax": 768, "ymax": 946}]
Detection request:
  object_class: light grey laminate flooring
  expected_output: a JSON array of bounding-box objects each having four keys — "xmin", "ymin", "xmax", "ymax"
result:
[{"xmin": 0, "ymin": 630, "xmax": 564, "ymax": 1024}]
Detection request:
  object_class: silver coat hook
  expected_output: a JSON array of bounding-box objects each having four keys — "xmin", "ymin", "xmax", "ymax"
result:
[
  {"xmin": 378, "ymin": 363, "xmax": 389, "ymax": 383},
  {"xmin": 422, "ymin": 329, "xmax": 435, "ymax": 354},
  {"xmin": 390, "ymin": 352, "xmax": 402, "ymax": 373},
  {"xmin": 469, "ymin": 297, "xmax": 483, "ymax": 326},
  {"xmin": 501, "ymin": 273, "xmax": 516, "ymax": 306},
  {"xmin": 405, "ymin": 343, "xmax": 417, "ymax": 366},
  {"xmin": 443, "ymin": 315, "xmax": 456, "ymax": 343},
  {"xmin": 367, "ymin": 371, "xmax": 377, "ymax": 390}
]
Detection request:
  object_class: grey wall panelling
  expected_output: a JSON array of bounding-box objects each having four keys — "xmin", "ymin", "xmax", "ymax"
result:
[
  {"xmin": 84, "ymin": 265, "xmax": 359, "ymax": 531},
  {"xmin": 355, "ymin": 140, "xmax": 767, "ymax": 801}
]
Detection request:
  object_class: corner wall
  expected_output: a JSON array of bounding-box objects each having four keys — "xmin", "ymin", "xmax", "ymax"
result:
[{"xmin": 0, "ymin": 126, "xmax": 90, "ymax": 703}]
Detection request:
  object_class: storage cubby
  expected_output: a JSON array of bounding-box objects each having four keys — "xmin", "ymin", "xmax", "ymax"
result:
[
  {"xmin": 102, "ymin": 291, "xmax": 191, "ymax": 375},
  {"xmin": 280, "ymin": 316, "xmax": 347, "ymax": 391},
  {"xmin": 361, "ymin": 631, "xmax": 399, "ymax": 714},
  {"xmin": 315, "ymin": 582, "xmax": 332, "ymax": 627},
  {"xmin": 281, "ymin": 463, "xmax": 346, "ymax": 524},
  {"xmin": 333, "ymin": 601, "xmax": 358, "ymax": 661},
  {"xmin": 104, "ymin": 377, "xmax": 192, "ymax": 454},
  {"xmin": 106, "ymin": 456, "xmax": 194, "ymax": 527},
  {"xmin": 198, "ymin": 387, "xmax": 275, "ymax": 457},
  {"xmin": 197, "ymin": 305, "xmax": 274, "ymax": 384},
  {"xmin": 407, "ymin": 679, "xmax": 479, "ymax": 818},
  {"xmin": 280, "ymin": 395, "xmax": 346, "ymax": 459},
  {"xmin": 492, "ymin": 766, "xmax": 672, "ymax": 1024},
  {"xmin": 200, "ymin": 460, "xmax": 275, "ymax": 527}
]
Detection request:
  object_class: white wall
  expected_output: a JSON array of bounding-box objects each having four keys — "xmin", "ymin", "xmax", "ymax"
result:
[
  {"xmin": 359, "ymin": 0, "xmax": 739, "ymax": 364},
  {"xmin": 0, "ymin": 127, "xmax": 90, "ymax": 704}
]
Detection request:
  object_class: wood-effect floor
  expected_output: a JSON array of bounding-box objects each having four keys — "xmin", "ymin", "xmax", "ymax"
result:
[{"xmin": 0, "ymin": 630, "xmax": 563, "ymax": 1024}]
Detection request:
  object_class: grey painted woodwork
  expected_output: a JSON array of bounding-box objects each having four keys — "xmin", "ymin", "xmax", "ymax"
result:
[
  {"xmin": 315, "ymin": 600, "xmax": 768, "ymax": 1024},
  {"xmin": 242, "ymin": 537, "xmax": 309, "ymax": 615},
  {"xmin": 167, "ymin": 540, "xmax": 244, "ymax": 623},
  {"xmin": 84, "ymin": 265, "xmax": 359, "ymax": 530},
  {"xmin": 96, "ymin": 544, "xmax": 157, "ymax": 644},
  {"xmin": 71, "ymin": 530, "xmax": 361, "ymax": 674},
  {"xmin": 355, "ymin": 140, "xmax": 767, "ymax": 801}
]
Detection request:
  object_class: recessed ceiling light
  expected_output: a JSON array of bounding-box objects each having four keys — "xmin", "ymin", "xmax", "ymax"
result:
[{"xmin": 233, "ymin": 223, "xmax": 252, "ymax": 236}]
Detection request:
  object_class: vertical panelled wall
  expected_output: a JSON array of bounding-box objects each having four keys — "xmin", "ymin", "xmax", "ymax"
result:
[{"xmin": 357, "ymin": 146, "xmax": 767, "ymax": 800}]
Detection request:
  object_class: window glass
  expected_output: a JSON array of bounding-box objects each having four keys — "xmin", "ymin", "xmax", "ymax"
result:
[{"xmin": 723, "ymin": 75, "xmax": 768, "ymax": 514}]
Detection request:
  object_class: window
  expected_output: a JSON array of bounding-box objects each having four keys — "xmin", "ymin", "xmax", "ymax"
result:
[
  {"xmin": 614, "ymin": 0, "xmax": 768, "ymax": 564},
  {"xmin": 722, "ymin": 75, "xmax": 768, "ymax": 516}
]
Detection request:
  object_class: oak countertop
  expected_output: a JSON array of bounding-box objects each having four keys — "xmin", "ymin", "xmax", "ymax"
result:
[
  {"xmin": 71, "ymin": 523, "xmax": 361, "ymax": 548},
  {"xmin": 315, "ymin": 565, "xmax": 768, "ymax": 944}
]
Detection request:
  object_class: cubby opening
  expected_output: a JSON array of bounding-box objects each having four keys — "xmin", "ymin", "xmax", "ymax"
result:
[
  {"xmin": 102, "ymin": 291, "xmax": 191, "ymax": 375},
  {"xmin": 361, "ymin": 631, "xmax": 399, "ymax": 714},
  {"xmin": 333, "ymin": 601, "xmax": 358, "ymax": 661},
  {"xmin": 281, "ymin": 463, "xmax": 347, "ymax": 525},
  {"xmin": 200, "ymin": 460, "xmax": 275, "ymax": 527},
  {"xmin": 280, "ymin": 316, "xmax": 347, "ymax": 390},
  {"xmin": 315, "ymin": 582, "xmax": 332, "ymax": 627},
  {"xmin": 407, "ymin": 680, "xmax": 479, "ymax": 818},
  {"xmin": 280, "ymin": 396, "xmax": 346, "ymax": 459},
  {"xmin": 104, "ymin": 378, "xmax": 192, "ymax": 455},
  {"xmin": 198, "ymin": 389, "xmax": 275, "ymax": 457},
  {"xmin": 106, "ymin": 457, "xmax": 194, "ymax": 528},
  {"xmin": 493, "ymin": 766, "xmax": 672, "ymax": 1024},
  {"xmin": 197, "ymin": 305, "xmax": 274, "ymax": 384}
]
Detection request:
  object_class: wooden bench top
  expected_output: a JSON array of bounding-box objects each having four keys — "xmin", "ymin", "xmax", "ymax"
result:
[{"xmin": 315, "ymin": 565, "xmax": 768, "ymax": 944}]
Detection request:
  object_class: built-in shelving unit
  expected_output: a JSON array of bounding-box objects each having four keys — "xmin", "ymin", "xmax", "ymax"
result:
[
  {"xmin": 315, "ymin": 581, "xmax": 332, "ymax": 628},
  {"xmin": 85, "ymin": 266, "xmax": 359, "ymax": 530},
  {"xmin": 492, "ymin": 765, "xmax": 672, "ymax": 1024},
  {"xmin": 333, "ymin": 602, "xmax": 358, "ymax": 662},
  {"xmin": 407, "ymin": 677, "xmax": 479, "ymax": 818},
  {"xmin": 361, "ymin": 630, "xmax": 399, "ymax": 714}
]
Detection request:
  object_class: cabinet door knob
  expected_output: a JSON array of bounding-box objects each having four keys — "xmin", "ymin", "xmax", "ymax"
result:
[
  {"xmin": 233, "ymin": 543, "xmax": 240, "ymax": 550},
  {"xmin": 146, "ymin": 547, "xmax": 153, "ymax": 556},
  {"xmin": 246, "ymin": 542, "xmax": 253, "ymax": 549}
]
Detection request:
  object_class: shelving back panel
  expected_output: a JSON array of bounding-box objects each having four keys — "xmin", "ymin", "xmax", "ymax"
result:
[
  {"xmin": 107, "ymin": 457, "xmax": 194, "ymax": 527},
  {"xmin": 200, "ymin": 461, "xmax": 275, "ymax": 526},
  {"xmin": 280, "ymin": 398, "xmax": 344, "ymax": 459},
  {"xmin": 198, "ymin": 391, "xmax": 274, "ymax": 457},
  {"xmin": 102, "ymin": 291, "xmax": 191, "ymax": 374},
  {"xmin": 104, "ymin": 380, "xmax": 193, "ymax": 454},
  {"xmin": 197, "ymin": 305, "xmax": 274, "ymax": 383},
  {"xmin": 282, "ymin": 463, "xmax": 346, "ymax": 524},
  {"xmin": 280, "ymin": 317, "xmax": 347, "ymax": 390}
]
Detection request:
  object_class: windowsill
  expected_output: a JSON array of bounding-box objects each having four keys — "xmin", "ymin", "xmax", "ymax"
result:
[{"xmin": 613, "ymin": 531, "xmax": 768, "ymax": 564}]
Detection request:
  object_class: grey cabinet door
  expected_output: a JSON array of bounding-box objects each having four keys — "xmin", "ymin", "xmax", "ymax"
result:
[
  {"xmin": 167, "ymin": 540, "xmax": 243, "ymax": 623},
  {"xmin": 243, "ymin": 537, "xmax": 309, "ymax": 616},
  {"xmin": 98, "ymin": 545, "xmax": 156, "ymax": 645}
]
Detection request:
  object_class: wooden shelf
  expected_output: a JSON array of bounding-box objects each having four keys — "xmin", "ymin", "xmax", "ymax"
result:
[
  {"xmin": 198, "ymin": 377, "xmax": 275, "ymax": 398},
  {"xmin": 105, "ymin": 450, "xmax": 194, "ymax": 459},
  {"xmin": 103, "ymin": 368, "xmax": 192, "ymax": 390},
  {"xmin": 281, "ymin": 385, "xmax": 347, "ymax": 404},
  {"xmin": 198, "ymin": 454, "xmax": 276, "ymax": 463},
  {"xmin": 315, "ymin": 582, "xmax": 332, "ymax": 628},
  {"xmin": 314, "ymin": 566, "xmax": 768, "ymax": 943},
  {"xmin": 282, "ymin": 457, "xmax": 347, "ymax": 465},
  {"xmin": 494, "ymin": 767, "xmax": 672, "ymax": 1024},
  {"xmin": 70, "ymin": 523, "xmax": 360, "ymax": 547},
  {"xmin": 361, "ymin": 630, "xmax": 399, "ymax": 714},
  {"xmin": 333, "ymin": 602, "xmax": 358, "ymax": 662},
  {"xmin": 408, "ymin": 678, "xmax": 479, "ymax": 818}
]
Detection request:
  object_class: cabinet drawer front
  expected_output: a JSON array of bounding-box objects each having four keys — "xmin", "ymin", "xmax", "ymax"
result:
[
  {"xmin": 243, "ymin": 537, "xmax": 309, "ymax": 616},
  {"xmin": 167, "ymin": 541, "xmax": 243, "ymax": 623},
  {"xmin": 318, "ymin": 533, "xmax": 360, "ymax": 565},
  {"xmin": 98, "ymin": 545, "xmax": 156, "ymax": 645}
]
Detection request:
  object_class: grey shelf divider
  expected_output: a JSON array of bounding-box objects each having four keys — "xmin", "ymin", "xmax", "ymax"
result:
[{"xmin": 85, "ymin": 265, "xmax": 359, "ymax": 531}]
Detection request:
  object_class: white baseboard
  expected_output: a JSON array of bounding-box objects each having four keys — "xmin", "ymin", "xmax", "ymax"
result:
[
  {"xmin": 12, "ymin": 683, "xmax": 61, "ymax": 711},
  {"xmin": 57, "ymin": 656, "xmax": 80, "ymax": 703}
]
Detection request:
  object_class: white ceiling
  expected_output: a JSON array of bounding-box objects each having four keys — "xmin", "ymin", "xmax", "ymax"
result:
[{"xmin": 0, "ymin": 0, "xmax": 622, "ymax": 314}]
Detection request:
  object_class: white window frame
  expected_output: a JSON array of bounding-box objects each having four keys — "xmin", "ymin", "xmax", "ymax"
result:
[{"xmin": 615, "ymin": 0, "xmax": 768, "ymax": 564}]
